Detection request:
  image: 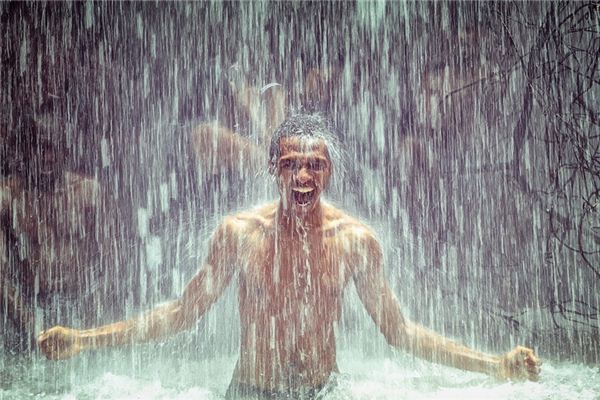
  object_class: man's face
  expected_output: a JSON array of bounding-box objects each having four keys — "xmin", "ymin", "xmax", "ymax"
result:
[{"xmin": 274, "ymin": 136, "xmax": 332, "ymax": 215}]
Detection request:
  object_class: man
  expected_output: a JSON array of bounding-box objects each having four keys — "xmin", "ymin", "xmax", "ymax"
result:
[{"xmin": 38, "ymin": 114, "xmax": 540, "ymax": 398}]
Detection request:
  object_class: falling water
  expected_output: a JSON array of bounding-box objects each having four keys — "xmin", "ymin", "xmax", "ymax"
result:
[{"xmin": 1, "ymin": 1, "xmax": 599, "ymax": 399}]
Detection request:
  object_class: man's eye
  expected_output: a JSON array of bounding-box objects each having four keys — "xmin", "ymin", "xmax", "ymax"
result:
[
  {"xmin": 280, "ymin": 160, "xmax": 293, "ymax": 169},
  {"xmin": 309, "ymin": 160, "xmax": 324, "ymax": 170}
]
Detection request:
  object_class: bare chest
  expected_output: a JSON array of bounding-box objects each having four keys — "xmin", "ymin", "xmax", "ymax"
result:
[{"xmin": 239, "ymin": 234, "xmax": 350, "ymax": 317}]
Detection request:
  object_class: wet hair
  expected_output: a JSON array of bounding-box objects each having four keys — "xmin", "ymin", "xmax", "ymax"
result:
[{"xmin": 268, "ymin": 113, "xmax": 338, "ymax": 169}]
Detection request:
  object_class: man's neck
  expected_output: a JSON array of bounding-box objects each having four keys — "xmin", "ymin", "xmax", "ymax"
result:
[{"xmin": 277, "ymin": 201, "xmax": 324, "ymax": 235}]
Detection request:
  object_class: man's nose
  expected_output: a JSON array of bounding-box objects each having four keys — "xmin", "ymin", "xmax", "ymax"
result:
[{"xmin": 294, "ymin": 167, "xmax": 312, "ymax": 184}]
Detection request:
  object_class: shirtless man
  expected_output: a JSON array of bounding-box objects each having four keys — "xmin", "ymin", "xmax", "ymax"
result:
[
  {"xmin": 38, "ymin": 114, "xmax": 540, "ymax": 398},
  {"xmin": 0, "ymin": 114, "xmax": 107, "ymax": 347}
]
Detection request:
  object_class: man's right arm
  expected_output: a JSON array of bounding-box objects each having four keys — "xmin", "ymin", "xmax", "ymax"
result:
[{"xmin": 37, "ymin": 217, "xmax": 241, "ymax": 360}]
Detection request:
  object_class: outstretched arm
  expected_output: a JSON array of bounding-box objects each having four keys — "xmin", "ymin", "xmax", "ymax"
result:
[
  {"xmin": 37, "ymin": 217, "xmax": 241, "ymax": 360},
  {"xmin": 351, "ymin": 230, "xmax": 540, "ymax": 381}
]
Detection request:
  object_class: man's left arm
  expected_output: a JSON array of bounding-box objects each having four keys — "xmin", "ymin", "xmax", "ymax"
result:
[{"xmin": 350, "ymin": 230, "xmax": 540, "ymax": 381}]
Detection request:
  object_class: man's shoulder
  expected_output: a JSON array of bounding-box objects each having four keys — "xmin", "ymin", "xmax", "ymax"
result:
[
  {"xmin": 322, "ymin": 204, "xmax": 383, "ymax": 265},
  {"xmin": 322, "ymin": 203, "xmax": 378, "ymax": 243},
  {"xmin": 220, "ymin": 202, "xmax": 277, "ymax": 234}
]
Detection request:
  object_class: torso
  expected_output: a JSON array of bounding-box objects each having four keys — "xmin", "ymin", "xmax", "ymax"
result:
[
  {"xmin": 227, "ymin": 201, "xmax": 365, "ymax": 392},
  {"xmin": 1, "ymin": 173, "xmax": 101, "ymax": 296}
]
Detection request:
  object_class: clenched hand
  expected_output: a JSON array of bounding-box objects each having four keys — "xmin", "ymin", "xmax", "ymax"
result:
[
  {"xmin": 37, "ymin": 326, "xmax": 84, "ymax": 360},
  {"xmin": 497, "ymin": 346, "xmax": 541, "ymax": 381}
]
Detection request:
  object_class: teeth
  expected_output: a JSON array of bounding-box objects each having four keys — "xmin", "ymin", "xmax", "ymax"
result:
[{"xmin": 292, "ymin": 187, "xmax": 314, "ymax": 193}]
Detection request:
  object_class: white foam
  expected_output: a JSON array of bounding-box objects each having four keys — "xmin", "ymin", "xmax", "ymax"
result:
[{"xmin": 3, "ymin": 351, "xmax": 598, "ymax": 400}]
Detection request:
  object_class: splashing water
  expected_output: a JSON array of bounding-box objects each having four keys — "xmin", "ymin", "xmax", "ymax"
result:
[{"xmin": 1, "ymin": 350, "xmax": 599, "ymax": 399}]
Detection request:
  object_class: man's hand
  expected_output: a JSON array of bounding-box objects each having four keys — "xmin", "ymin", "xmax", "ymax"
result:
[
  {"xmin": 37, "ymin": 326, "xmax": 85, "ymax": 360},
  {"xmin": 497, "ymin": 346, "xmax": 541, "ymax": 381}
]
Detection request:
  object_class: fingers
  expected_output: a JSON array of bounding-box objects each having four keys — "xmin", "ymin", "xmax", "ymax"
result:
[
  {"xmin": 36, "ymin": 326, "xmax": 78, "ymax": 360},
  {"xmin": 37, "ymin": 326, "xmax": 57, "ymax": 343},
  {"xmin": 524, "ymin": 349, "xmax": 541, "ymax": 381},
  {"xmin": 37, "ymin": 328, "xmax": 59, "ymax": 360},
  {"xmin": 512, "ymin": 346, "xmax": 541, "ymax": 382},
  {"xmin": 498, "ymin": 346, "xmax": 541, "ymax": 381}
]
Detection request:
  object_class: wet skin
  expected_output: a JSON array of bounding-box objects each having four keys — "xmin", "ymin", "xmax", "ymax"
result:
[{"xmin": 37, "ymin": 136, "xmax": 541, "ymax": 393}]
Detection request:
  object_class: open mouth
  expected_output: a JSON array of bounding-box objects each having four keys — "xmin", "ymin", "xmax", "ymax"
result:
[{"xmin": 292, "ymin": 187, "xmax": 316, "ymax": 206}]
